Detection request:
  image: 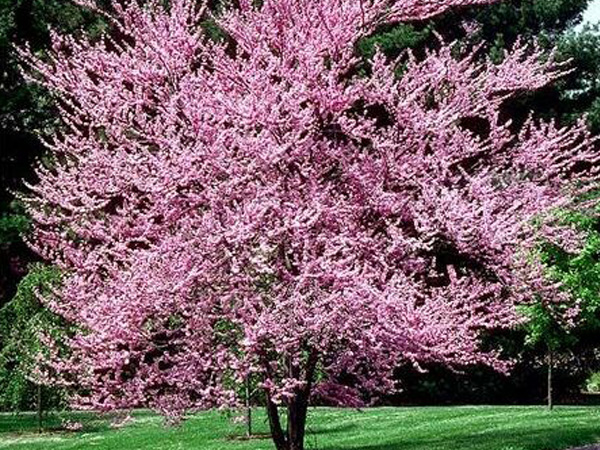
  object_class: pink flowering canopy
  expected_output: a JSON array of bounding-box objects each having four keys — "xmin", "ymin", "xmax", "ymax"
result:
[{"xmin": 20, "ymin": 0, "xmax": 599, "ymax": 448}]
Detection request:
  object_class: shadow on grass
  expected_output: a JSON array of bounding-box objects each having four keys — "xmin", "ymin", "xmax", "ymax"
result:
[
  {"xmin": 225, "ymin": 432, "xmax": 272, "ymax": 441},
  {"xmin": 308, "ymin": 422, "xmax": 359, "ymax": 436},
  {"xmin": 321, "ymin": 425, "xmax": 600, "ymax": 450},
  {"xmin": 0, "ymin": 411, "xmax": 118, "ymax": 436}
]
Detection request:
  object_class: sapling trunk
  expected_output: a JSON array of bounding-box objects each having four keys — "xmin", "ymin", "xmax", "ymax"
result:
[
  {"xmin": 245, "ymin": 377, "xmax": 252, "ymax": 437},
  {"xmin": 547, "ymin": 348, "xmax": 554, "ymax": 411},
  {"xmin": 37, "ymin": 384, "xmax": 43, "ymax": 433}
]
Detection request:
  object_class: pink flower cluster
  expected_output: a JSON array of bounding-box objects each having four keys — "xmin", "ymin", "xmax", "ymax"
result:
[{"xmin": 20, "ymin": 0, "xmax": 598, "ymax": 420}]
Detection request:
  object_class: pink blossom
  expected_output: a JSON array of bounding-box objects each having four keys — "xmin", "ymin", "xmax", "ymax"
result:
[{"xmin": 20, "ymin": 1, "xmax": 599, "ymax": 449}]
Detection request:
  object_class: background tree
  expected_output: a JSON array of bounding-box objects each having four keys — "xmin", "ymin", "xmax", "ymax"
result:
[
  {"xmin": 358, "ymin": 0, "xmax": 590, "ymax": 58},
  {"xmin": 521, "ymin": 303, "xmax": 573, "ymax": 410},
  {"xmin": 556, "ymin": 25, "xmax": 600, "ymax": 133},
  {"xmin": 0, "ymin": 263, "xmax": 66, "ymax": 426},
  {"xmin": 522, "ymin": 200, "xmax": 600, "ymax": 409},
  {"xmin": 0, "ymin": 0, "xmax": 106, "ymax": 307}
]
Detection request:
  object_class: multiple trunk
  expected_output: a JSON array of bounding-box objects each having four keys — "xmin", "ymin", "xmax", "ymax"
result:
[
  {"xmin": 265, "ymin": 352, "xmax": 318, "ymax": 450},
  {"xmin": 266, "ymin": 392, "xmax": 311, "ymax": 450},
  {"xmin": 263, "ymin": 347, "xmax": 559, "ymax": 450},
  {"xmin": 267, "ymin": 389, "xmax": 309, "ymax": 450}
]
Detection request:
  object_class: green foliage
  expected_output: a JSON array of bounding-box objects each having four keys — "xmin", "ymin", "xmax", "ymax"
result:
[
  {"xmin": 0, "ymin": 211, "xmax": 29, "ymax": 248},
  {"xmin": 520, "ymin": 302, "xmax": 574, "ymax": 351},
  {"xmin": 358, "ymin": 0, "xmax": 589, "ymax": 60},
  {"xmin": 542, "ymin": 211, "xmax": 600, "ymax": 326},
  {"xmin": 522, "ymin": 202, "xmax": 600, "ymax": 353},
  {"xmin": 0, "ymin": 264, "xmax": 65, "ymax": 411},
  {"xmin": 0, "ymin": 0, "xmax": 107, "ymax": 132},
  {"xmin": 476, "ymin": 0, "xmax": 589, "ymax": 52},
  {"xmin": 357, "ymin": 24, "xmax": 432, "ymax": 60},
  {"xmin": 585, "ymin": 371, "xmax": 600, "ymax": 393},
  {"xmin": 556, "ymin": 25, "xmax": 600, "ymax": 133},
  {"xmin": 200, "ymin": 18, "xmax": 230, "ymax": 44}
]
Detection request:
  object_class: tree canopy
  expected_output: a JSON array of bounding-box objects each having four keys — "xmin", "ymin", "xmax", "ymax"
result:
[{"xmin": 20, "ymin": 1, "xmax": 600, "ymax": 449}]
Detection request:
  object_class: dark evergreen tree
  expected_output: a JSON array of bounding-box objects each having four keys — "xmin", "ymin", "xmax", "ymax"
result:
[{"xmin": 0, "ymin": 0, "xmax": 106, "ymax": 306}]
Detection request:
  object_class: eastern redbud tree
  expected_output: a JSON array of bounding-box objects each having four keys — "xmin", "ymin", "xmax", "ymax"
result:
[{"xmin": 20, "ymin": 0, "xmax": 599, "ymax": 449}]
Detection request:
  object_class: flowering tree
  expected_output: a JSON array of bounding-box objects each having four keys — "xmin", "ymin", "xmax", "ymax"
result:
[{"xmin": 20, "ymin": 0, "xmax": 599, "ymax": 449}]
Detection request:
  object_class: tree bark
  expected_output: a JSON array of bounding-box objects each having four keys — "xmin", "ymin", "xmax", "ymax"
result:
[
  {"xmin": 245, "ymin": 377, "xmax": 252, "ymax": 437},
  {"xmin": 286, "ymin": 350, "xmax": 318, "ymax": 450},
  {"xmin": 266, "ymin": 394, "xmax": 288, "ymax": 450},
  {"xmin": 265, "ymin": 350, "xmax": 318, "ymax": 450},
  {"xmin": 547, "ymin": 348, "xmax": 554, "ymax": 411},
  {"xmin": 287, "ymin": 396, "xmax": 309, "ymax": 450},
  {"xmin": 37, "ymin": 384, "xmax": 43, "ymax": 433}
]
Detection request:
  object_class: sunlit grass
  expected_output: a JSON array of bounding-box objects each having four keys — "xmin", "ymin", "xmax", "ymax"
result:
[{"xmin": 0, "ymin": 406, "xmax": 599, "ymax": 450}]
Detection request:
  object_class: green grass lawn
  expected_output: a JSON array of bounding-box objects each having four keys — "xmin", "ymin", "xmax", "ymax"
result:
[{"xmin": 0, "ymin": 406, "xmax": 599, "ymax": 450}]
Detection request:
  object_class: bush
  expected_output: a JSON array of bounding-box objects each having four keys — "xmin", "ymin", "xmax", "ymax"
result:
[{"xmin": 585, "ymin": 372, "xmax": 600, "ymax": 393}]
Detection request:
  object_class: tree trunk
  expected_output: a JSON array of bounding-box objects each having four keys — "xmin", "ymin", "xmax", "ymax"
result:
[
  {"xmin": 286, "ymin": 350, "xmax": 318, "ymax": 450},
  {"xmin": 266, "ymin": 394, "xmax": 288, "ymax": 450},
  {"xmin": 547, "ymin": 348, "xmax": 554, "ymax": 411},
  {"xmin": 266, "ymin": 389, "xmax": 310, "ymax": 450},
  {"xmin": 265, "ymin": 351, "xmax": 318, "ymax": 450},
  {"xmin": 287, "ymin": 396, "xmax": 309, "ymax": 450},
  {"xmin": 245, "ymin": 377, "xmax": 252, "ymax": 437},
  {"xmin": 37, "ymin": 384, "xmax": 43, "ymax": 433}
]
